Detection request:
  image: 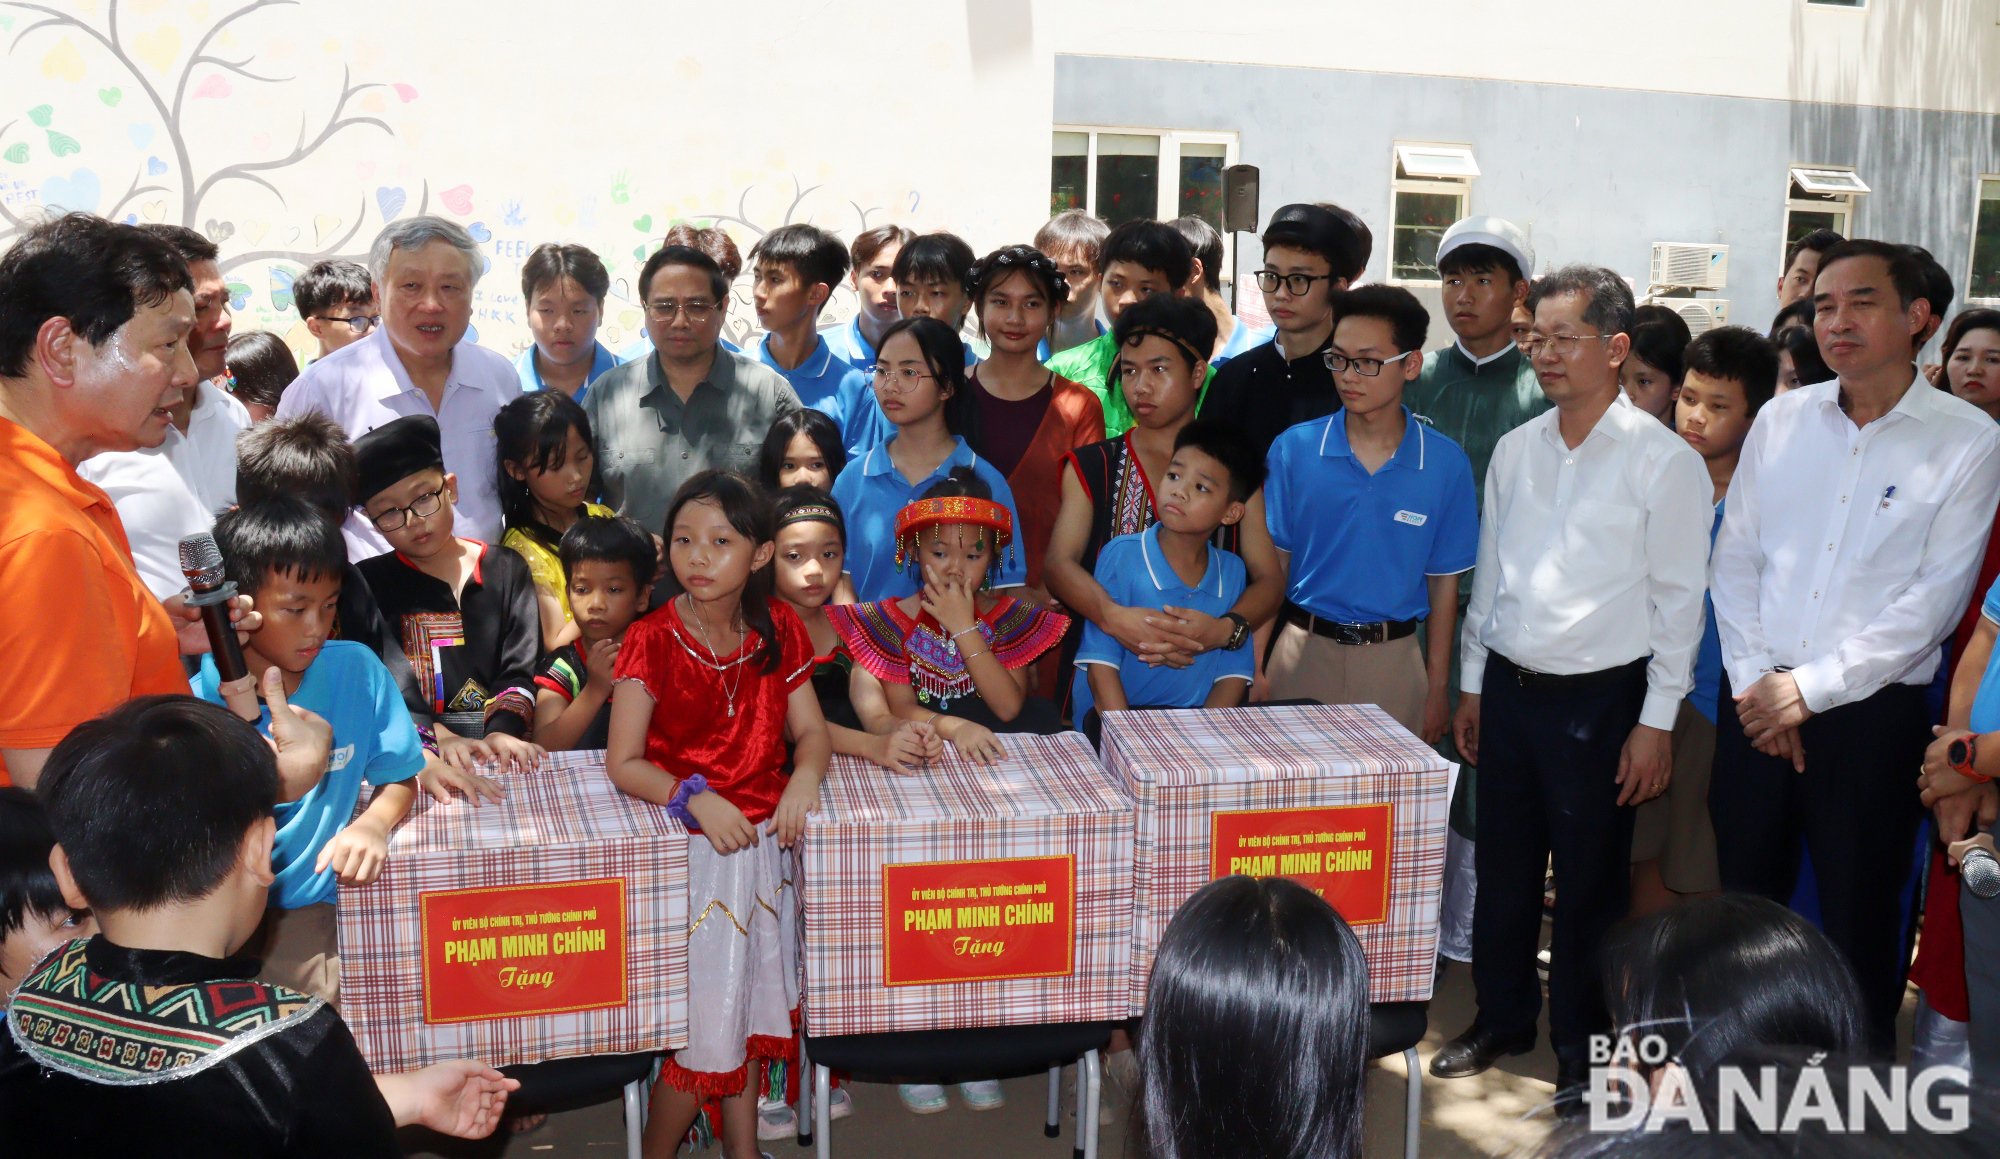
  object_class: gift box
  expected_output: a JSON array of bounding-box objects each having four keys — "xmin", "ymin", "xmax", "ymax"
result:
[
  {"xmin": 802, "ymin": 732, "xmax": 1133, "ymax": 1036},
  {"xmin": 338, "ymin": 751, "xmax": 690, "ymax": 1071},
  {"xmin": 1102, "ymin": 704, "xmax": 1453, "ymax": 1013}
]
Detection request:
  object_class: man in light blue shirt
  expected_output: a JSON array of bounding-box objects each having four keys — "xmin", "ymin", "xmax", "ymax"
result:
[
  {"xmin": 749, "ymin": 225, "xmax": 870, "ymax": 425},
  {"xmin": 1262, "ymin": 285, "xmax": 1478, "ymax": 740}
]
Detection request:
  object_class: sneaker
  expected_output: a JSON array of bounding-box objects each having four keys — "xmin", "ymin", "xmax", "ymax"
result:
[
  {"xmin": 755, "ymin": 1100, "xmax": 796, "ymax": 1141},
  {"xmin": 898, "ymin": 1083, "xmax": 949, "ymax": 1114},
  {"xmin": 1536, "ymin": 947, "xmax": 1552, "ymax": 981},
  {"xmin": 958, "ymin": 1079, "xmax": 1006, "ymax": 1110},
  {"xmin": 829, "ymin": 1087, "xmax": 854, "ymax": 1121}
]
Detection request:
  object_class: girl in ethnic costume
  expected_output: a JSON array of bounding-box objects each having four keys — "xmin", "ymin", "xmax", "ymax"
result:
[
  {"xmin": 828, "ymin": 470, "xmax": 1070, "ymax": 767},
  {"xmin": 769, "ymin": 485, "xmax": 942, "ymax": 774},
  {"xmin": 605, "ymin": 470, "xmax": 829, "ymax": 1159}
]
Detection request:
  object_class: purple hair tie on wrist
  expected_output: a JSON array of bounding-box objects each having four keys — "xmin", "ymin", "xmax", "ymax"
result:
[{"xmin": 667, "ymin": 773, "xmax": 709, "ymax": 831}]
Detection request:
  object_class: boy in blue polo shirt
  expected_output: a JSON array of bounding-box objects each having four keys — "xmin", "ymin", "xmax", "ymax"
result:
[
  {"xmin": 190, "ymin": 496, "xmax": 430, "ymax": 1004},
  {"xmin": 750, "ymin": 224, "xmax": 870, "ymax": 426},
  {"xmin": 1263, "ymin": 285, "xmax": 1478, "ymax": 742},
  {"xmin": 1076, "ymin": 419, "xmax": 1263, "ymax": 744}
]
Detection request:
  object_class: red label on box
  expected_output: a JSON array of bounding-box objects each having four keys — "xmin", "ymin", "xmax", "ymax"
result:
[
  {"xmin": 1209, "ymin": 804, "xmax": 1393, "ymax": 925},
  {"xmin": 881, "ymin": 855, "xmax": 1075, "ymax": 986},
  {"xmin": 419, "ymin": 878, "xmax": 628, "ymax": 1023}
]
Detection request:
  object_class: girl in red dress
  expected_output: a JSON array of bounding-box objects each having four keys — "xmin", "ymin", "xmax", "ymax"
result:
[
  {"xmin": 827, "ymin": 470, "xmax": 1070, "ymax": 767},
  {"xmin": 605, "ymin": 470, "xmax": 830, "ymax": 1159}
]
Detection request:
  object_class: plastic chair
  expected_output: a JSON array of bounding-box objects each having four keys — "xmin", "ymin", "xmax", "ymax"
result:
[
  {"xmin": 1370, "ymin": 1002, "xmax": 1428, "ymax": 1159},
  {"xmin": 497, "ymin": 1051, "xmax": 654, "ymax": 1159},
  {"xmin": 799, "ymin": 1021, "xmax": 1117, "ymax": 1159}
]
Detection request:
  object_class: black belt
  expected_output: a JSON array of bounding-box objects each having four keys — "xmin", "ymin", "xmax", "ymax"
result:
[
  {"xmin": 1279, "ymin": 602, "xmax": 1417, "ymax": 646},
  {"xmin": 1493, "ymin": 652, "xmax": 1647, "ymax": 692}
]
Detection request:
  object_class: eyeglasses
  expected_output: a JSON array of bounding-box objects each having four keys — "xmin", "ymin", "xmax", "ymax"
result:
[
  {"xmin": 872, "ymin": 365, "xmax": 936, "ymax": 393},
  {"xmin": 1323, "ymin": 350, "xmax": 1416, "ymax": 377},
  {"xmin": 319, "ymin": 314, "xmax": 381, "ymax": 334},
  {"xmin": 1254, "ymin": 270, "xmax": 1334, "ymax": 296},
  {"xmin": 368, "ymin": 486, "xmax": 445, "ymax": 533},
  {"xmin": 645, "ymin": 299, "xmax": 718, "ymax": 322},
  {"xmin": 1521, "ymin": 332, "xmax": 1613, "ymax": 359}
]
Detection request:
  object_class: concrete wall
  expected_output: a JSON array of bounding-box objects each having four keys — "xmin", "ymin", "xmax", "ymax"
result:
[{"xmin": 1056, "ymin": 53, "xmax": 2000, "ymax": 334}]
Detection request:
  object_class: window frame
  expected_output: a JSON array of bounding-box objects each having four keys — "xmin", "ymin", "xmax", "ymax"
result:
[
  {"xmin": 1388, "ymin": 141, "xmax": 1478, "ymax": 286},
  {"xmin": 1968, "ymin": 174, "xmax": 2000, "ymax": 306},
  {"xmin": 1782, "ymin": 164, "xmax": 1866, "ymax": 263},
  {"xmin": 1051, "ymin": 124, "xmax": 1242, "ymax": 269}
]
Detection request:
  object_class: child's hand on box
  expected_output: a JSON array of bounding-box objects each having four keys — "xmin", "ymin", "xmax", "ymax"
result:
[
  {"xmin": 482, "ymin": 732, "xmax": 545, "ymax": 774},
  {"xmin": 773, "ymin": 774, "xmax": 820, "ymax": 848},
  {"xmin": 317, "ymin": 816, "xmax": 391, "ymax": 885},
  {"xmin": 417, "ymin": 756, "xmax": 505, "ymax": 805},
  {"xmin": 687, "ymin": 790, "xmax": 758, "ymax": 854},
  {"xmin": 877, "ymin": 719, "xmax": 943, "ymax": 774},
  {"xmin": 942, "ymin": 719, "xmax": 1005, "ymax": 765}
]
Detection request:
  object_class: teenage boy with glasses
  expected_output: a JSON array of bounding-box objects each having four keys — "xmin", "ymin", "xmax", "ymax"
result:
[
  {"xmin": 1202, "ymin": 202, "xmax": 1372, "ymax": 461},
  {"xmin": 584, "ymin": 245, "xmax": 800, "ymax": 536},
  {"xmin": 1259, "ymin": 285, "xmax": 1476, "ymax": 740},
  {"xmin": 295, "ymin": 260, "xmax": 381, "ymax": 360}
]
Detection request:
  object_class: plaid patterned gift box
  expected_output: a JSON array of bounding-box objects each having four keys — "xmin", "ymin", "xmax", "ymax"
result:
[
  {"xmin": 1102, "ymin": 704, "xmax": 1453, "ymax": 1013},
  {"xmin": 802, "ymin": 732, "xmax": 1133, "ymax": 1036},
  {"xmin": 338, "ymin": 751, "xmax": 689, "ymax": 1071}
]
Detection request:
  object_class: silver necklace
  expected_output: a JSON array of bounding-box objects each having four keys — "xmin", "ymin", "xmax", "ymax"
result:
[{"xmin": 680, "ymin": 595, "xmax": 748, "ymax": 717}]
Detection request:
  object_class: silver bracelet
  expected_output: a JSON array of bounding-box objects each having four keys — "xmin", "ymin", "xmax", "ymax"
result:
[{"xmin": 951, "ymin": 625, "xmax": 982, "ymax": 641}]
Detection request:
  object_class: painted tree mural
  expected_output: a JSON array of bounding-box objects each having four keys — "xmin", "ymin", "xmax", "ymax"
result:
[{"xmin": 0, "ymin": 0, "xmax": 423, "ymax": 273}]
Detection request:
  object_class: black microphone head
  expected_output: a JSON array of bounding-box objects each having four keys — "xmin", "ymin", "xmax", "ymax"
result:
[{"xmin": 179, "ymin": 532, "xmax": 226, "ymax": 589}]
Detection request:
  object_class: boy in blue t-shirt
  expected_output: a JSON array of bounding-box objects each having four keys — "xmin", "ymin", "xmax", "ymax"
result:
[
  {"xmin": 1075, "ymin": 419, "xmax": 1264, "ymax": 744},
  {"xmin": 191, "ymin": 496, "xmax": 429, "ymax": 1004},
  {"xmin": 1262, "ymin": 285, "xmax": 1479, "ymax": 742}
]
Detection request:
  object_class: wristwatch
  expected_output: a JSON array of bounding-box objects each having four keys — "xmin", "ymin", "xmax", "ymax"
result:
[
  {"xmin": 1222, "ymin": 612, "xmax": 1250, "ymax": 651},
  {"xmin": 668, "ymin": 773, "xmax": 711, "ymax": 829},
  {"xmin": 1949, "ymin": 735, "xmax": 1992, "ymax": 784}
]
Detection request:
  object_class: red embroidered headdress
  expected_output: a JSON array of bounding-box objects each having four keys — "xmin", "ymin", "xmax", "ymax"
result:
[{"xmin": 893, "ymin": 495, "xmax": 1016, "ymax": 580}]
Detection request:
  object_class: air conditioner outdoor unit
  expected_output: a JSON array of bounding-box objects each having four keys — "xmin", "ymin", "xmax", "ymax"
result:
[
  {"xmin": 1664, "ymin": 298, "xmax": 1730, "ymax": 335},
  {"xmin": 1650, "ymin": 242, "xmax": 1730, "ymax": 291}
]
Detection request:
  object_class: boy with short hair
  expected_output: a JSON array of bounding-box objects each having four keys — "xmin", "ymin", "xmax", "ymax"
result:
[
  {"xmin": 1036, "ymin": 210, "xmax": 1110, "ymax": 356},
  {"xmin": 352, "ymin": 416, "xmax": 545, "ymax": 771},
  {"xmin": 1631, "ymin": 326, "xmax": 1778, "ymax": 915},
  {"xmin": 1399, "ymin": 216, "xmax": 1546, "ymax": 967},
  {"xmin": 1, "ymin": 695, "xmax": 517, "ymax": 1153},
  {"xmin": 1045, "ymin": 219, "xmax": 1200, "ymax": 437},
  {"xmin": 1202, "ymin": 202, "xmax": 1372, "ymax": 460},
  {"xmin": 192, "ymin": 496, "xmax": 421, "ymax": 1001},
  {"xmin": 1262, "ymin": 285, "xmax": 1478, "ymax": 740},
  {"xmin": 834, "ymin": 231, "xmax": 982, "ymax": 456},
  {"xmin": 1171, "ymin": 214, "xmax": 1273, "ymax": 367},
  {"xmin": 1075, "ymin": 418, "xmax": 1262, "ymax": 743},
  {"xmin": 750, "ymin": 223, "xmax": 870, "ymax": 424},
  {"xmin": 533, "ymin": 515, "xmax": 657, "ymax": 751},
  {"xmin": 294, "ymin": 258, "xmax": 380, "ymax": 359},
  {"xmin": 823, "ymin": 223, "xmax": 916, "ymax": 370}
]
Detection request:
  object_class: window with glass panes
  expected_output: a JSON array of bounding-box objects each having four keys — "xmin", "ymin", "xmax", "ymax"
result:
[
  {"xmin": 1390, "ymin": 146, "xmax": 1478, "ymax": 283},
  {"xmin": 1970, "ymin": 178, "xmax": 2000, "ymax": 302},
  {"xmin": 1049, "ymin": 127, "xmax": 1239, "ymax": 232}
]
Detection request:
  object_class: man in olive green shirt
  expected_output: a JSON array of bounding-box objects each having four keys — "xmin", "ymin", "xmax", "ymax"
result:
[
  {"xmin": 1403, "ymin": 216, "xmax": 1544, "ymax": 965},
  {"xmin": 585, "ymin": 245, "xmax": 798, "ymax": 535}
]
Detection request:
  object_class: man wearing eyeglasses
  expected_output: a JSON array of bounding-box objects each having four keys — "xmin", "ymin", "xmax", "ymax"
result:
[
  {"xmin": 278, "ymin": 217, "xmax": 518, "ymax": 554},
  {"xmin": 1201, "ymin": 202, "xmax": 1371, "ymax": 463},
  {"xmin": 583, "ymin": 244, "xmax": 799, "ymax": 537},
  {"xmin": 1434, "ymin": 266, "xmax": 1709, "ymax": 1109},
  {"xmin": 1258, "ymin": 284, "xmax": 1477, "ymax": 742}
]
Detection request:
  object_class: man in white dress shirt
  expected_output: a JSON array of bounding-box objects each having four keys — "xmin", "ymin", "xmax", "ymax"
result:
[
  {"xmin": 1710, "ymin": 239, "xmax": 2000, "ymax": 1053},
  {"xmin": 276, "ymin": 217, "xmax": 514, "ymax": 555},
  {"xmin": 1431, "ymin": 266, "xmax": 1710, "ymax": 1102}
]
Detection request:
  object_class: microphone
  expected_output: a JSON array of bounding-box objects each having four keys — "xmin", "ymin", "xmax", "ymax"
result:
[
  {"xmin": 179, "ymin": 532, "xmax": 249, "ymax": 684},
  {"xmin": 1964, "ymin": 846, "xmax": 2000, "ymax": 900}
]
